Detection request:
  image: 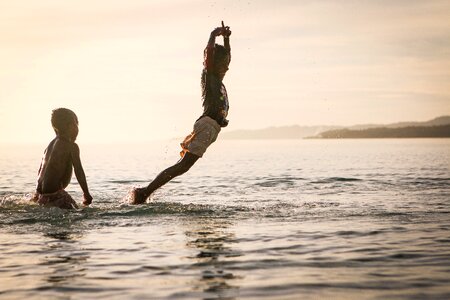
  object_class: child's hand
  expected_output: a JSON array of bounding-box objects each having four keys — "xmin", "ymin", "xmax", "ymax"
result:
[
  {"xmin": 83, "ymin": 193, "xmax": 93, "ymax": 206},
  {"xmin": 221, "ymin": 21, "xmax": 231, "ymax": 37},
  {"xmin": 30, "ymin": 192, "xmax": 39, "ymax": 203},
  {"xmin": 211, "ymin": 27, "xmax": 223, "ymax": 36},
  {"xmin": 222, "ymin": 26, "xmax": 231, "ymax": 37}
]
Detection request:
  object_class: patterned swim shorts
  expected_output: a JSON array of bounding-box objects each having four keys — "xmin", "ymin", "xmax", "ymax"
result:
[
  {"xmin": 180, "ymin": 116, "xmax": 221, "ymax": 158},
  {"xmin": 32, "ymin": 190, "xmax": 79, "ymax": 209}
]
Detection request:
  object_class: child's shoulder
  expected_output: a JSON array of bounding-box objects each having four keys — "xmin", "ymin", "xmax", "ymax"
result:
[{"xmin": 52, "ymin": 137, "xmax": 77, "ymax": 152}]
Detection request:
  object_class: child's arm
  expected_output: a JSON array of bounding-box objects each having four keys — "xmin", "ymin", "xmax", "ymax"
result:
[
  {"xmin": 204, "ymin": 27, "xmax": 223, "ymax": 72},
  {"xmin": 35, "ymin": 148, "xmax": 48, "ymax": 194},
  {"xmin": 222, "ymin": 21, "xmax": 231, "ymax": 54},
  {"xmin": 71, "ymin": 143, "xmax": 93, "ymax": 205},
  {"xmin": 36, "ymin": 161, "xmax": 43, "ymax": 194}
]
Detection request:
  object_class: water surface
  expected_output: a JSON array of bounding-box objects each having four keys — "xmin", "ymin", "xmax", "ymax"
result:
[{"xmin": 1, "ymin": 139, "xmax": 449, "ymax": 299}]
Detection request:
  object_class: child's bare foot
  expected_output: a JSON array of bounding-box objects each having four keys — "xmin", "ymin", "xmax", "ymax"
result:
[{"xmin": 130, "ymin": 187, "xmax": 149, "ymax": 204}]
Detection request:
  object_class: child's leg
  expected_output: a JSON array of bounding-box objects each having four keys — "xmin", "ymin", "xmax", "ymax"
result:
[
  {"xmin": 146, "ymin": 152, "xmax": 199, "ymax": 194},
  {"xmin": 132, "ymin": 152, "xmax": 199, "ymax": 204}
]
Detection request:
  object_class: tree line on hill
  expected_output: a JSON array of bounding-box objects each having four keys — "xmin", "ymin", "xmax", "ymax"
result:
[
  {"xmin": 315, "ymin": 125, "xmax": 450, "ymax": 139},
  {"xmin": 219, "ymin": 116, "xmax": 450, "ymax": 139}
]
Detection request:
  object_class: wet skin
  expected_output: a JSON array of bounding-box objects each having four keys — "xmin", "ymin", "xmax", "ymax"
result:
[
  {"xmin": 37, "ymin": 137, "xmax": 75, "ymax": 193},
  {"xmin": 35, "ymin": 119, "xmax": 92, "ymax": 205}
]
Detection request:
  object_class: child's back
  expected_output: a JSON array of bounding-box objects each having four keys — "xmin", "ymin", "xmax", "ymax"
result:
[{"xmin": 37, "ymin": 137, "xmax": 75, "ymax": 194}]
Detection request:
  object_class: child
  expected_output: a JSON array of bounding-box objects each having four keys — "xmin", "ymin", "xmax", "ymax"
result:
[
  {"xmin": 131, "ymin": 23, "xmax": 232, "ymax": 204},
  {"xmin": 31, "ymin": 108, "xmax": 93, "ymax": 209}
]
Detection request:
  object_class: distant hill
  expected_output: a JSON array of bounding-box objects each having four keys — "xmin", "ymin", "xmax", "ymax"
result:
[
  {"xmin": 315, "ymin": 125, "xmax": 450, "ymax": 139},
  {"xmin": 221, "ymin": 116, "xmax": 450, "ymax": 139},
  {"xmin": 220, "ymin": 125, "xmax": 341, "ymax": 140},
  {"xmin": 347, "ymin": 116, "xmax": 450, "ymax": 130}
]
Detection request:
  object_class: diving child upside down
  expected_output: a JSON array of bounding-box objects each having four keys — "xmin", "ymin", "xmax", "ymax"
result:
[{"xmin": 131, "ymin": 23, "xmax": 232, "ymax": 204}]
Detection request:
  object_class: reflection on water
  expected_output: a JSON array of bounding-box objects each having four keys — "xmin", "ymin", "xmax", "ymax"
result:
[
  {"xmin": 41, "ymin": 231, "xmax": 87, "ymax": 288},
  {"xmin": 0, "ymin": 223, "xmax": 90, "ymax": 299},
  {"xmin": 184, "ymin": 217, "xmax": 240, "ymax": 299}
]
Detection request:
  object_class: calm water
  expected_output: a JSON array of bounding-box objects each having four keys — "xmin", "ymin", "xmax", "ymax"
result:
[{"xmin": 0, "ymin": 139, "xmax": 449, "ymax": 299}]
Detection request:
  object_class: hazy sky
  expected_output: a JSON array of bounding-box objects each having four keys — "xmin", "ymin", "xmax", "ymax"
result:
[{"xmin": 1, "ymin": 0, "xmax": 449, "ymax": 143}]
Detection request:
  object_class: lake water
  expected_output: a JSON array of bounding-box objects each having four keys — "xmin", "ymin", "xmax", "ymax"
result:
[{"xmin": 0, "ymin": 139, "xmax": 449, "ymax": 299}]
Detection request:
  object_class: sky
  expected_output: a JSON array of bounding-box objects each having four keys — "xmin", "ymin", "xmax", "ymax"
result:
[{"xmin": 0, "ymin": 0, "xmax": 449, "ymax": 144}]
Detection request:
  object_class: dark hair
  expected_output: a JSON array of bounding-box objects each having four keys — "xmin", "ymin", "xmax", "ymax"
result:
[
  {"xmin": 214, "ymin": 44, "xmax": 231, "ymax": 66},
  {"xmin": 51, "ymin": 108, "xmax": 77, "ymax": 134}
]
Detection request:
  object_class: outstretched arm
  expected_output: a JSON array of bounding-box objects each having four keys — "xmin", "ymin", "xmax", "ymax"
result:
[
  {"xmin": 221, "ymin": 21, "xmax": 231, "ymax": 54},
  {"xmin": 204, "ymin": 27, "xmax": 223, "ymax": 72},
  {"xmin": 71, "ymin": 143, "xmax": 93, "ymax": 205},
  {"xmin": 204, "ymin": 22, "xmax": 232, "ymax": 72}
]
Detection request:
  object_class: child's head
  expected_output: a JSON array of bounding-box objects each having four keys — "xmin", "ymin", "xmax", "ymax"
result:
[
  {"xmin": 51, "ymin": 108, "xmax": 79, "ymax": 140},
  {"xmin": 213, "ymin": 44, "xmax": 231, "ymax": 79}
]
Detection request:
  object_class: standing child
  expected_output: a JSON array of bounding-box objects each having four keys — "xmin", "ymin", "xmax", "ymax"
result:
[
  {"xmin": 131, "ymin": 22, "xmax": 232, "ymax": 204},
  {"xmin": 31, "ymin": 108, "xmax": 93, "ymax": 209}
]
